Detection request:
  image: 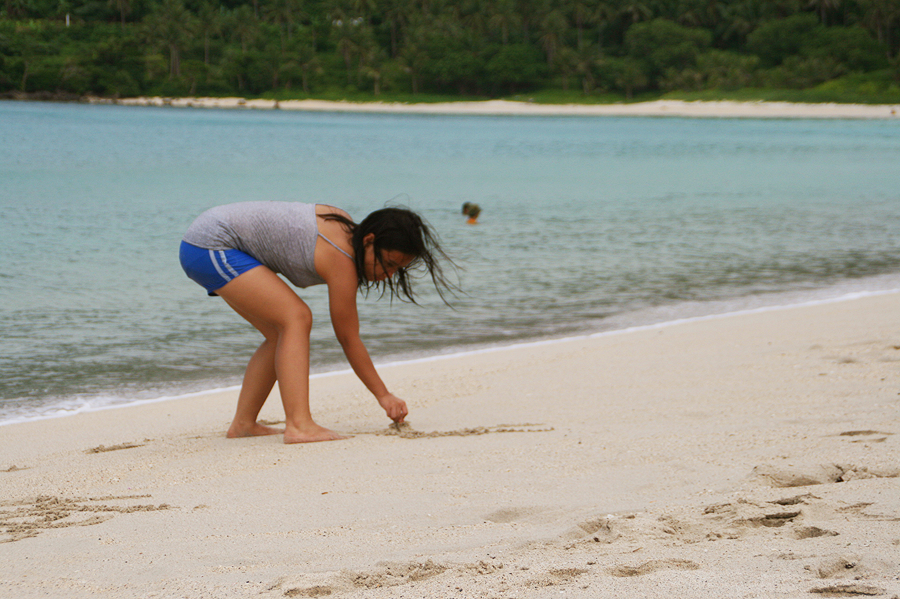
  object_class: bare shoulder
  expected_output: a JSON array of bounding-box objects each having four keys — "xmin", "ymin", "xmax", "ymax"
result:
[
  {"xmin": 315, "ymin": 205, "xmax": 354, "ymax": 246},
  {"xmin": 315, "ymin": 204, "xmax": 352, "ymax": 221},
  {"xmin": 313, "ymin": 205, "xmax": 356, "ymax": 282}
]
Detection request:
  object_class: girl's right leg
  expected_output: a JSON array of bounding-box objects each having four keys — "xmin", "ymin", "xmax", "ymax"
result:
[{"xmin": 215, "ymin": 266, "xmax": 347, "ymax": 443}]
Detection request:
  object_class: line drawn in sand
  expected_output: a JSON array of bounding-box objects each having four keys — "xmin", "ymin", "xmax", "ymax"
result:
[
  {"xmin": 0, "ymin": 494, "xmax": 171, "ymax": 543},
  {"xmin": 377, "ymin": 422, "xmax": 554, "ymax": 439}
]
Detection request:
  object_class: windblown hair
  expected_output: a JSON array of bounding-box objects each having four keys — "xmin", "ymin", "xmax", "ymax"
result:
[{"xmin": 323, "ymin": 207, "xmax": 458, "ymax": 304}]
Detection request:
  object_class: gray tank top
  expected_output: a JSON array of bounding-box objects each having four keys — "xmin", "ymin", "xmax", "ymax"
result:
[{"xmin": 182, "ymin": 202, "xmax": 352, "ymax": 288}]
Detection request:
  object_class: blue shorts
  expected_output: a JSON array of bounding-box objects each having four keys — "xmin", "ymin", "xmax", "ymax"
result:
[{"xmin": 179, "ymin": 241, "xmax": 262, "ymax": 296}]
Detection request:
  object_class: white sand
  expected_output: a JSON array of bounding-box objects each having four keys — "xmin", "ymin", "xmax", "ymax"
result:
[
  {"xmin": 2, "ymin": 293, "xmax": 899, "ymax": 598},
  {"xmin": 109, "ymin": 96, "xmax": 900, "ymax": 119}
]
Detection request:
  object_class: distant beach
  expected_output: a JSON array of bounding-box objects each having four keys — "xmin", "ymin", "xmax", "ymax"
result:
[{"xmin": 107, "ymin": 96, "xmax": 900, "ymax": 118}]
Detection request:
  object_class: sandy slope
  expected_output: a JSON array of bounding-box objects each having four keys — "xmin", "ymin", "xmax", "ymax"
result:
[{"xmin": 1, "ymin": 293, "xmax": 899, "ymax": 598}]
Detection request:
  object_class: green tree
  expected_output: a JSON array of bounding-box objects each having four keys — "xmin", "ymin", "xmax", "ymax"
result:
[
  {"xmin": 195, "ymin": 0, "xmax": 223, "ymax": 65},
  {"xmin": 537, "ymin": 7, "xmax": 568, "ymax": 65},
  {"xmin": 5, "ymin": 25, "xmax": 46, "ymax": 91},
  {"xmin": 745, "ymin": 12, "xmax": 819, "ymax": 66},
  {"xmin": 143, "ymin": 0, "xmax": 194, "ymax": 78},
  {"xmin": 484, "ymin": 42, "xmax": 544, "ymax": 92},
  {"xmin": 590, "ymin": 0, "xmax": 618, "ymax": 48},
  {"xmin": 625, "ymin": 17, "xmax": 711, "ymax": 82},
  {"xmin": 380, "ymin": 0, "xmax": 410, "ymax": 56},
  {"xmin": 107, "ymin": 0, "xmax": 130, "ymax": 28},
  {"xmin": 358, "ymin": 37, "xmax": 389, "ymax": 93},
  {"xmin": 487, "ymin": 0, "xmax": 521, "ymax": 45},
  {"xmin": 667, "ymin": 49, "xmax": 759, "ymax": 90},
  {"xmin": 808, "ymin": 0, "xmax": 842, "ymax": 25},
  {"xmin": 398, "ymin": 17, "xmax": 429, "ymax": 92},
  {"xmin": 565, "ymin": 0, "xmax": 595, "ymax": 49},
  {"xmin": 262, "ymin": 0, "xmax": 306, "ymax": 53},
  {"xmin": 858, "ymin": 0, "xmax": 900, "ymax": 56},
  {"xmin": 572, "ymin": 43, "xmax": 601, "ymax": 92},
  {"xmin": 616, "ymin": 0, "xmax": 652, "ymax": 24},
  {"xmin": 227, "ymin": 4, "xmax": 261, "ymax": 54},
  {"xmin": 804, "ymin": 25, "xmax": 888, "ymax": 71},
  {"xmin": 604, "ymin": 55, "xmax": 648, "ymax": 97}
]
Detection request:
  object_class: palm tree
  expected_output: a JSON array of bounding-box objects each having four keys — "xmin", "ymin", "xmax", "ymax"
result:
[
  {"xmin": 860, "ymin": 0, "xmax": 900, "ymax": 55},
  {"xmin": 591, "ymin": 0, "xmax": 618, "ymax": 48},
  {"xmin": 616, "ymin": 0, "xmax": 652, "ymax": 24},
  {"xmin": 487, "ymin": 0, "xmax": 522, "ymax": 45},
  {"xmin": 566, "ymin": 0, "xmax": 597, "ymax": 50},
  {"xmin": 263, "ymin": 0, "xmax": 308, "ymax": 55},
  {"xmin": 4, "ymin": 0, "xmax": 31, "ymax": 19},
  {"xmin": 682, "ymin": 0, "xmax": 727, "ymax": 30},
  {"xmin": 614, "ymin": 56, "xmax": 647, "ymax": 98},
  {"xmin": 573, "ymin": 44, "xmax": 600, "ymax": 92},
  {"xmin": 293, "ymin": 33, "xmax": 320, "ymax": 92},
  {"xmin": 399, "ymin": 18, "xmax": 430, "ymax": 93},
  {"xmin": 107, "ymin": 0, "xmax": 131, "ymax": 29},
  {"xmin": 380, "ymin": 0, "xmax": 411, "ymax": 57},
  {"xmin": 538, "ymin": 7, "xmax": 569, "ymax": 65},
  {"xmin": 352, "ymin": 0, "xmax": 378, "ymax": 24},
  {"xmin": 144, "ymin": 0, "xmax": 194, "ymax": 78},
  {"xmin": 228, "ymin": 5, "xmax": 261, "ymax": 54},
  {"xmin": 358, "ymin": 37, "xmax": 388, "ymax": 94},
  {"xmin": 807, "ymin": 0, "xmax": 842, "ymax": 25},
  {"xmin": 196, "ymin": 0, "xmax": 224, "ymax": 65},
  {"xmin": 554, "ymin": 46, "xmax": 578, "ymax": 89}
]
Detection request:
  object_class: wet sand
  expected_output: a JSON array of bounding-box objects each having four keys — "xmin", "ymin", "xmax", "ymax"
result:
[{"xmin": 1, "ymin": 292, "xmax": 899, "ymax": 598}]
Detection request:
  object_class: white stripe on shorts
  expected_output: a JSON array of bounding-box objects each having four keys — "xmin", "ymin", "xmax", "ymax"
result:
[
  {"xmin": 209, "ymin": 250, "xmax": 233, "ymax": 282},
  {"xmin": 217, "ymin": 250, "xmax": 240, "ymax": 279}
]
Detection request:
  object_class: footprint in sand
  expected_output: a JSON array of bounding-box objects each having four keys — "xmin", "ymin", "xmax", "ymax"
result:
[
  {"xmin": 609, "ymin": 559, "xmax": 700, "ymax": 577},
  {"xmin": 524, "ymin": 567, "xmax": 589, "ymax": 588},
  {"xmin": 839, "ymin": 430, "xmax": 893, "ymax": 444},
  {"xmin": 750, "ymin": 463, "xmax": 899, "ymax": 488},
  {"xmin": 485, "ymin": 507, "xmax": 539, "ymax": 524},
  {"xmin": 809, "ymin": 583, "xmax": 885, "ymax": 596},
  {"xmin": 283, "ymin": 586, "xmax": 333, "ymax": 597},
  {"xmin": 280, "ymin": 560, "xmax": 449, "ymax": 596},
  {"xmin": 281, "ymin": 558, "xmax": 514, "ymax": 597},
  {"xmin": 571, "ymin": 494, "xmax": 848, "ymax": 547}
]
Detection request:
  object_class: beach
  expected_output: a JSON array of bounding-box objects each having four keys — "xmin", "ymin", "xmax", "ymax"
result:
[
  {"xmin": 2, "ymin": 291, "xmax": 898, "ymax": 598},
  {"xmin": 108, "ymin": 96, "xmax": 900, "ymax": 119}
]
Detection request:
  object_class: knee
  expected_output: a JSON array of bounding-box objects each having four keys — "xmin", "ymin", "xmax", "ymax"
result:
[{"xmin": 280, "ymin": 302, "xmax": 313, "ymax": 335}]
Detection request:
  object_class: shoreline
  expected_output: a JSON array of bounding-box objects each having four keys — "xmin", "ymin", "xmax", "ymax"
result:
[
  {"xmin": 4, "ymin": 285, "xmax": 898, "ymax": 428},
  {"xmin": 96, "ymin": 96, "xmax": 900, "ymax": 119},
  {"xmin": 2, "ymin": 291, "xmax": 898, "ymax": 598}
]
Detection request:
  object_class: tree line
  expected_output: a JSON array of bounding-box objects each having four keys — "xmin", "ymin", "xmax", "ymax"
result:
[{"xmin": 2, "ymin": 0, "xmax": 899, "ymax": 101}]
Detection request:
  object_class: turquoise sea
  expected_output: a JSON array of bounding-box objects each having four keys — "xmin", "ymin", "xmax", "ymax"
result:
[{"xmin": 1, "ymin": 100, "xmax": 899, "ymax": 424}]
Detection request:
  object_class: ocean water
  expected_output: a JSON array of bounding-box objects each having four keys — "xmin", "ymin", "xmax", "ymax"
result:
[{"xmin": 2, "ymin": 100, "xmax": 899, "ymax": 424}]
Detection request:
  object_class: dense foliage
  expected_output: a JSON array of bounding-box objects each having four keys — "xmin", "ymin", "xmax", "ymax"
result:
[{"xmin": 2, "ymin": 0, "xmax": 899, "ymax": 101}]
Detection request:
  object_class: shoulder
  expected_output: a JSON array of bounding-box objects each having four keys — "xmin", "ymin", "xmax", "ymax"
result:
[{"xmin": 315, "ymin": 204, "xmax": 352, "ymax": 221}]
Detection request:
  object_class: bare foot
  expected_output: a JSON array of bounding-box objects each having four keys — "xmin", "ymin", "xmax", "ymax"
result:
[
  {"xmin": 283, "ymin": 424, "xmax": 350, "ymax": 444},
  {"xmin": 226, "ymin": 422, "xmax": 285, "ymax": 438}
]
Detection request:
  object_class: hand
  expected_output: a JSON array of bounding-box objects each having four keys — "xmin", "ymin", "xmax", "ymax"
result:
[{"xmin": 377, "ymin": 393, "xmax": 408, "ymax": 423}]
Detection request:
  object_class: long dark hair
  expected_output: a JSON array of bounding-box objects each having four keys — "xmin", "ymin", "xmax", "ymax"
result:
[{"xmin": 323, "ymin": 207, "xmax": 458, "ymax": 304}]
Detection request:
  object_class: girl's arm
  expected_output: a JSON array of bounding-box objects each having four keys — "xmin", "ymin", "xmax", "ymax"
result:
[{"xmin": 322, "ymin": 260, "xmax": 408, "ymax": 422}]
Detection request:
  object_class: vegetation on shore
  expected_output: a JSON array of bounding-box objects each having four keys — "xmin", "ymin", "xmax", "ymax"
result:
[{"xmin": 2, "ymin": 0, "xmax": 900, "ymax": 104}]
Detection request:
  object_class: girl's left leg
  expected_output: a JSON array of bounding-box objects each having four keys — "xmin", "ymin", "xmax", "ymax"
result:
[{"xmin": 227, "ymin": 336, "xmax": 283, "ymax": 438}]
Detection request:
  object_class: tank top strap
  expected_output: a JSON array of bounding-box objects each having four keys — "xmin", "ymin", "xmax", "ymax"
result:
[{"xmin": 317, "ymin": 232, "xmax": 353, "ymax": 261}]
